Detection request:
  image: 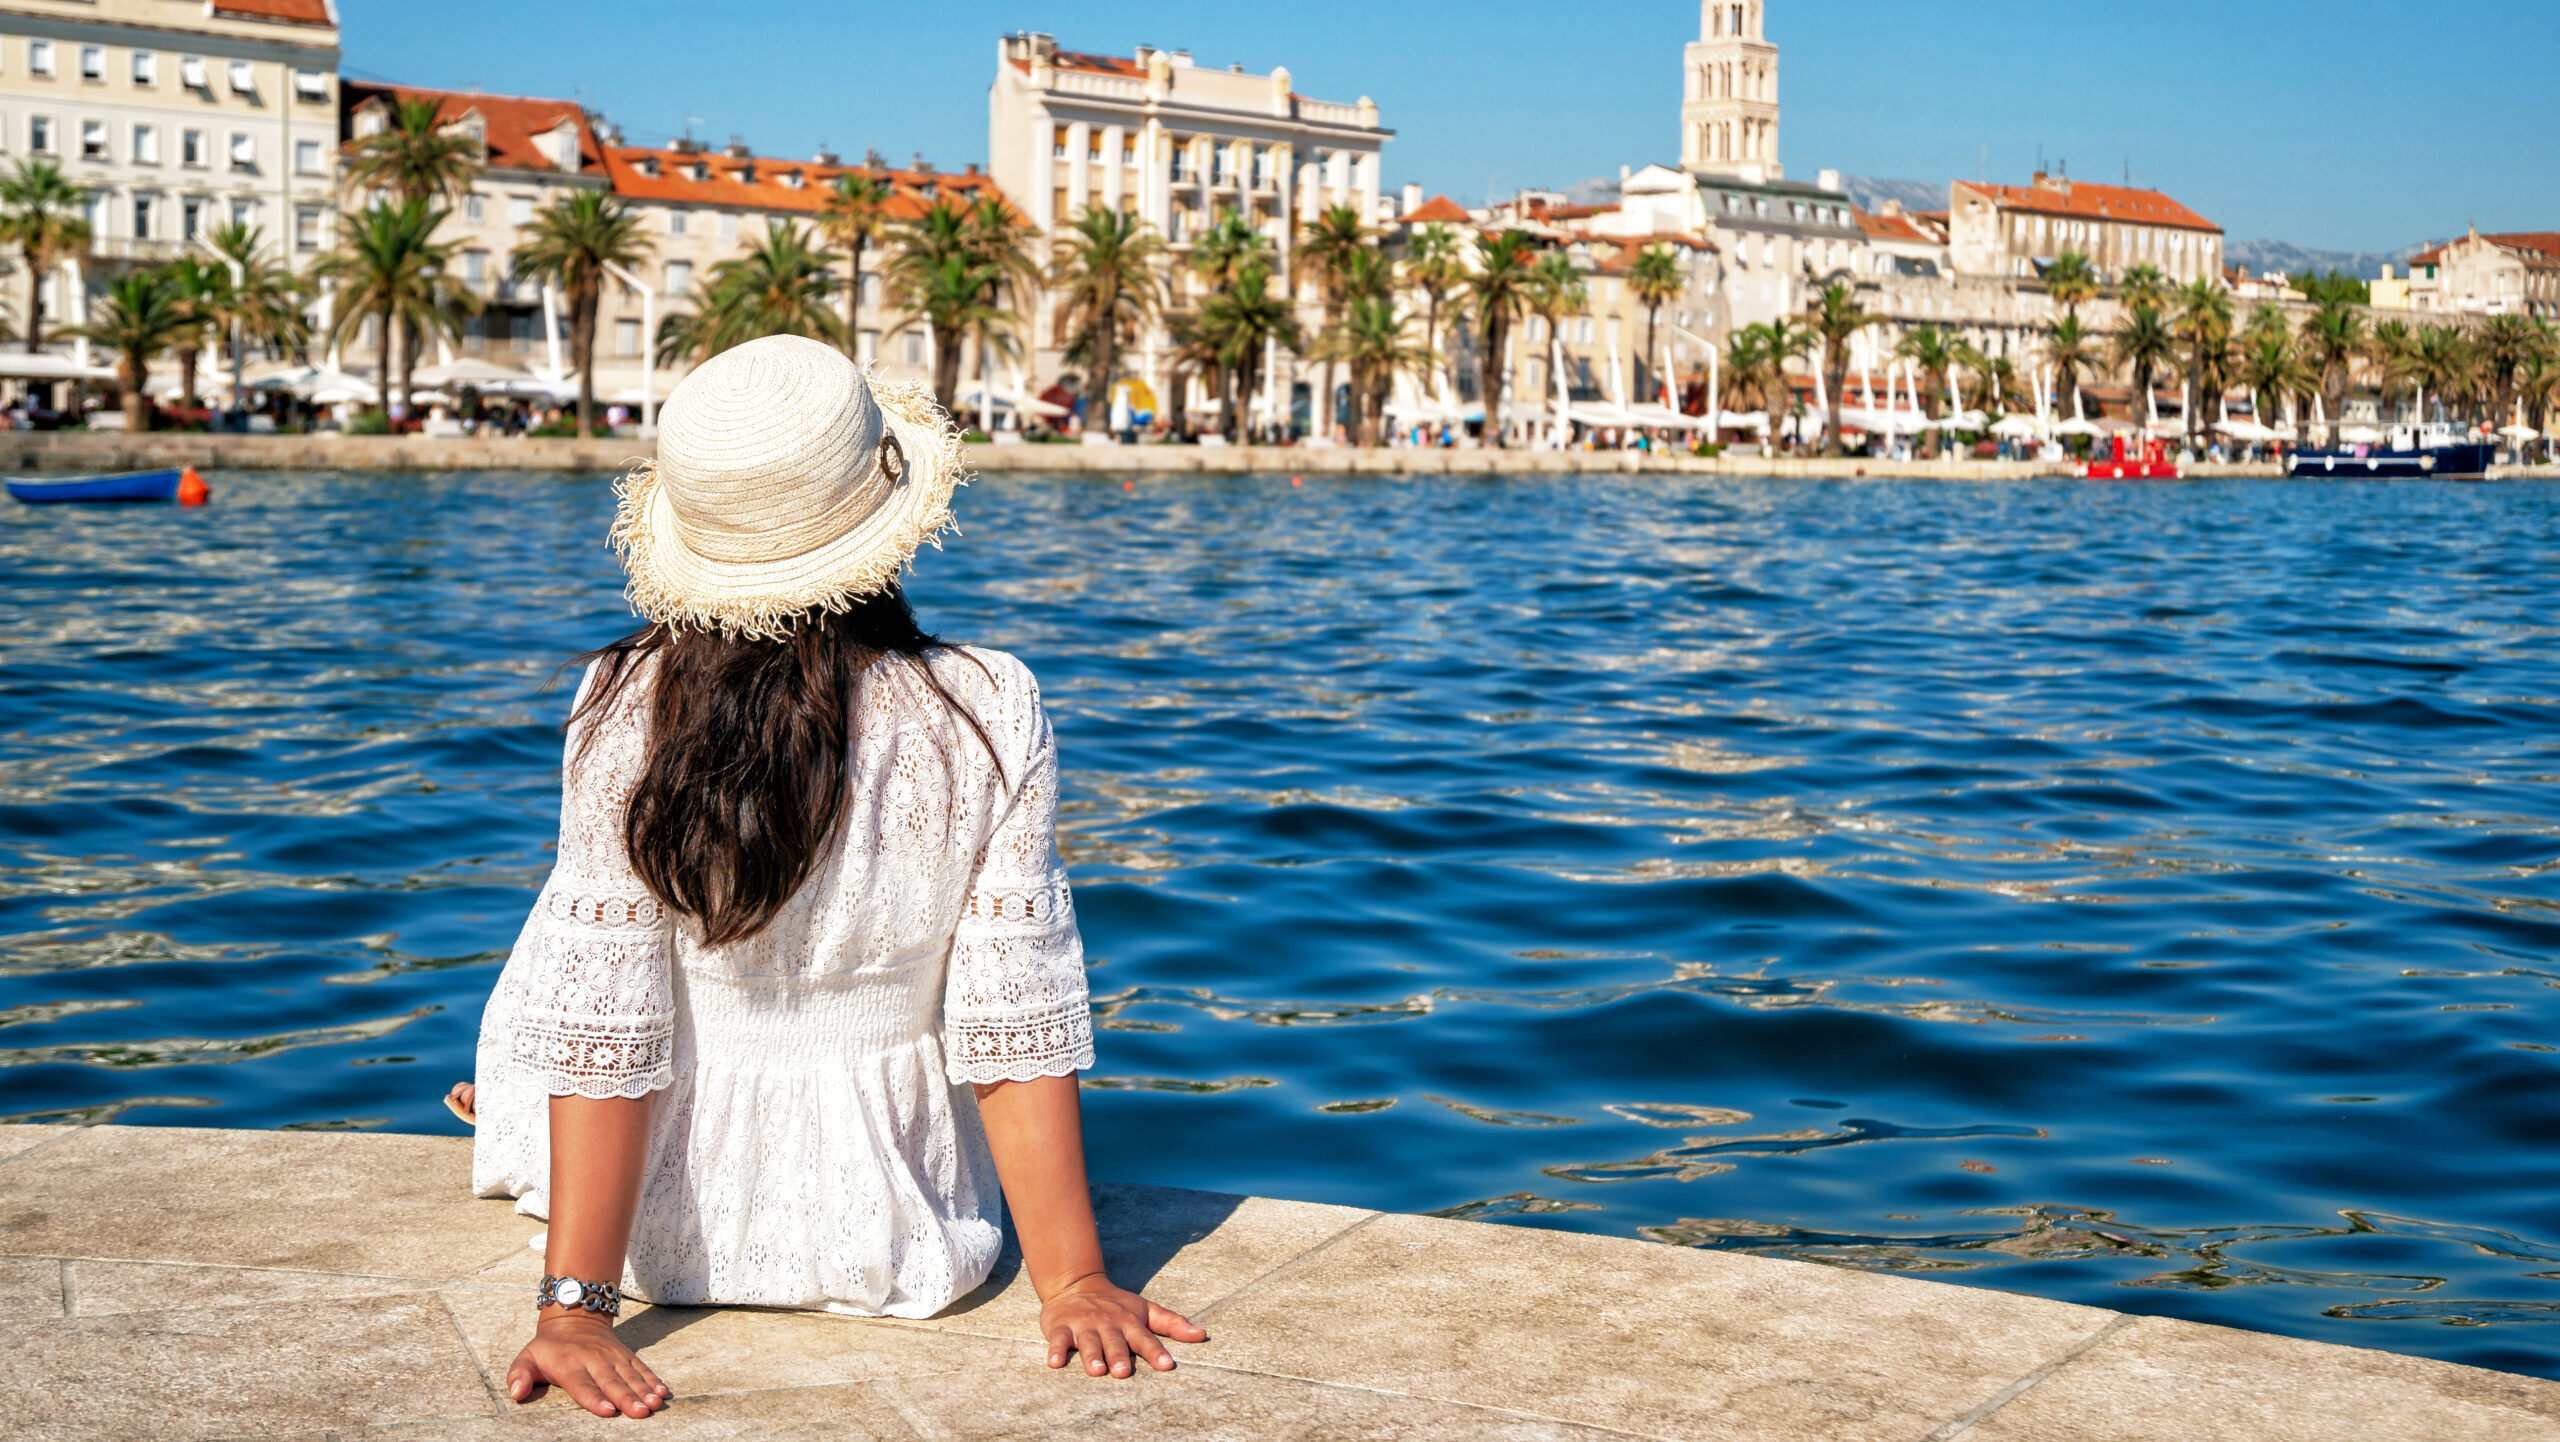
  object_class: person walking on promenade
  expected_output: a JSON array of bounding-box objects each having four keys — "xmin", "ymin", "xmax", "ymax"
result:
[{"xmin": 443, "ymin": 335, "xmax": 1203, "ymax": 1419}]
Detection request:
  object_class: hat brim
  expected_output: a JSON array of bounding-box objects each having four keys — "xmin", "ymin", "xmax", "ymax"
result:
[{"xmin": 612, "ymin": 369, "xmax": 965, "ymax": 639}]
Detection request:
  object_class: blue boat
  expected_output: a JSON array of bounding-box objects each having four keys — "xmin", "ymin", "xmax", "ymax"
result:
[
  {"xmin": 2284, "ymin": 438, "xmax": 2498, "ymax": 481},
  {"xmin": 6, "ymin": 468, "xmax": 193, "ymax": 504}
]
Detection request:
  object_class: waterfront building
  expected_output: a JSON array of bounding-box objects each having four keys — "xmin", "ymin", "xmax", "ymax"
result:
[
  {"xmin": 2404, "ymin": 228, "xmax": 2560, "ymax": 318},
  {"xmin": 340, "ymin": 82, "xmax": 604, "ymax": 374},
  {"xmin": 2369, "ymin": 264, "xmax": 2410, "ymax": 310},
  {"xmin": 1681, "ymin": 0, "xmax": 1780, "ymax": 180},
  {"xmin": 1947, "ymin": 173, "xmax": 2223, "ymax": 283},
  {"xmin": 0, "ymin": 0, "xmax": 339, "ymax": 319},
  {"xmin": 1854, "ymin": 203, "xmax": 1946, "ymax": 278},
  {"xmin": 987, "ymin": 31, "xmax": 1393, "ymax": 422},
  {"xmin": 1695, "ymin": 167, "xmax": 1864, "ymax": 330}
]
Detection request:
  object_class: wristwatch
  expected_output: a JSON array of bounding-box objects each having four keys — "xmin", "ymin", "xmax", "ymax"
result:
[{"xmin": 536, "ymin": 1274, "xmax": 623, "ymax": 1317}]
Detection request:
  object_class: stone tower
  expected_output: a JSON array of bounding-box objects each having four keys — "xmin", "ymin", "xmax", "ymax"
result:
[{"xmin": 1681, "ymin": 1, "xmax": 1781, "ymax": 179}]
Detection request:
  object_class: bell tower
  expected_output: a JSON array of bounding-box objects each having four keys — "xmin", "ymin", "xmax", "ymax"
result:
[{"xmin": 1682, "ymin": 1, "xmax": 1781, "ymax": 180}]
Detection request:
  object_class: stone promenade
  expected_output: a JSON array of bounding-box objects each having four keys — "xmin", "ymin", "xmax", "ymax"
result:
[{"xmin": 3, "ymin": 1125, "xmax": 2556, "ymax": 1440}]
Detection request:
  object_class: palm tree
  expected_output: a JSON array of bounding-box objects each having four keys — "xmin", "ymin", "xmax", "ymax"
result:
[
  {"xmin": 2478, "ymin": 314, "xmax": 2554, "ymax": 438},
  {"xmin": 662, "ymin": 219, "xmax": 848, "ymax": 368},
  {"xmin": 2412, "ymin": 325, "xmax": 2479, "ymax": 427},
  {"xmin": 2043, "ymin": 314, "xmax": 2100, "ymax": 418},
  {"xmin": 343, "ymin": 95, "xmax": 481, "ymax": 207},
  {"xmin": 957, "ymin": 196, "xmax": 1037, "ymax": 430},
  {"xmin": 2367, "ymin": 318, "xmax": 2420, "ymax": 428},
  {"xmin": 1316, "ymin": 294, "xmax": 1436, "ymax": 447},
  {"xmin": 2297, "ymin": 301, "xmax": 2368, "ymax": 447},
  {"xmin": 2236, "ymin": 328, "xmax": 2315, "ymax": 446},
  {"xmin": 1191, "ymin": 206, "xmax": 1270, "ymax": 292},
  {"xmin": 1963, "ymin": 349, "xmax": 2026, "ymax": 418},
  {"xmin": 2171, "ymin": 278, "xmax": 2233, "ymax": 449},
  {"xmin": 1399, "ymin": 222, "xmax": 1467, "ymax": 402},
  {"xmin": 201, "ymin": 222, "xmax": 309, "ymax": 412},
  {"xmin": 1192, "ymin": 263, "xmax": 1299, "ymax": 443},
  {"xmin": 1465, "ymin": 230, "xmax": 1541, "ymax": 448},
  {"xmin": 512, "ymin": 190, "xmax": 653, "ymax": 437},
  {"xmin": 1051, "ymin": 206, "xmax": 1167, "ymax": 425},
  {"xmin": 1294, "ymin": 204, "xmax": 1374, "ymax": 442},
  {"xmin": 0, "ymin": 158, "xmax": 91, "ymax": 355},
  {"xmin": 310, "ymin": 199, "xmax": 474, "ymax": 423},
  {"xmin": 1895, "ymin": 323, "xmax": 1959, "ymax": 452},
  {"xmin": 886, "ymin": 198, "xmax": 1028, "ymax": 414},
  {"xmin": 2116, "ymin": 263, "xmax": 2172, "ymax": 314},
  {"xmin": 2044, "ymin": 250, "xmax": 2100, "ymax": 321},
  {"xmin": 815, "ymin": 170, "xmax": 896, "ymax": 358},
  {"xmin": 1627, "ymin": 244, "xmax": 1684, "ymax": 404},
  {"xmin": 1527, "ymin": 250, "xmax": 1586, "ymax": 441},
  {"xmin": 2112, "ymin": 304, "xmax": 2177, "ymax": 432},
  {"xmin": 161, "ymin": 254, "xmax": 229, "ymax": 413},
  {"xmin": 66, "ymin": 269, "xmax": 187, "ymax": 431},
  {"xmin": 1804, "ymin": 281, "xmax": 1876, "ymax": 455}
]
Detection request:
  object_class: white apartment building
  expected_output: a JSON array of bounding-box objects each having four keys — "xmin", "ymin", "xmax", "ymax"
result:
[
  {"xmin": 1948, "ymin": 174, "xmax": 2223, "ymax": 284},
  {"xmin": 988, "ymin": 32, "xmax": 1392, "ymax": 407},
  {"xmin": 0, "ymin": 0, "xmax": 339, "ymax": 311}
]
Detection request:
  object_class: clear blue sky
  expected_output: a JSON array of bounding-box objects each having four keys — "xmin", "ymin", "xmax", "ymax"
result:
[{"xmin": 343, "ymin": 0, "xmax": 2555, "ymax": 253}]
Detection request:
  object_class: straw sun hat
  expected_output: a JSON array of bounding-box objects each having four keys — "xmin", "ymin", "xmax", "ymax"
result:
[{"xmin": 611, "ymin": 334, "xmax": 966, "ymax": 639}]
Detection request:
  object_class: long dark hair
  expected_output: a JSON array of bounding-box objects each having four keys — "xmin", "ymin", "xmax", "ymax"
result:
[{"xmin": 571, "ymin": 587, "xmax": 991, "ymax": 947}]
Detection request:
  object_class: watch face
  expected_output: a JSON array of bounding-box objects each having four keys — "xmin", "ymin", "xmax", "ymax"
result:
[{"xmin": 554, "ymin": 1280, "xmax": 585, "ymax": 1307}]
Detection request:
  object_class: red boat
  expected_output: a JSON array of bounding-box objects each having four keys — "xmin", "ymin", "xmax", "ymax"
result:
[{"xmin": 2085, "ymin": 436, "xmax": 2181, "ymax": 480}]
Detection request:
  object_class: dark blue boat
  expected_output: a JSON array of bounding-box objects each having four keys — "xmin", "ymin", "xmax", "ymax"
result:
[
  {"xmin": 2284, "ymin": 443, "xmax": 2498, "ymax": 481},
  {"xmin": 6, "ymin": 469, "xmax": 188, "ymax": 504}
]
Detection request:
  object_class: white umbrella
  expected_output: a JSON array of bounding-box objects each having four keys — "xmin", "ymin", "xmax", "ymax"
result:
[
  {"xmin": 2499, "ymin": 424, "xmax": 2540, "ymax": 441},
  {"xmin": 1990, "ymin": 414, "xmax": 2047, "ymax": 439},
  {"xmin": 474, "ymin": 376, "xmax": 580, "ymax": 401},
  {"xmin": 956, "ymin": 382, "xmax": 1071, "ymax": 419},
  {"xmin": 2053, "ymin": 418, "xmax": 2105, "ymax": 437},
  {"xmin": 2213, "ymin": 419, "xmax": 2278, "ymax": 442},
  {"xmin": 0, "ymin": 351, "xmax": 118, "ymax": 381},
  {"xmin": 253, "ymin": 367, "xmax": 379, "ymax": 402},
  {"xmin": 412, "ymin": 358, "xmax": 533, "ymax": 387}
]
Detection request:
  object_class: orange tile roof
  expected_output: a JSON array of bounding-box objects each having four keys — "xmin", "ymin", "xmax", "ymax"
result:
[
  {"xmin": 2410, "ymin": 231, "xmax": 2560, "ymax": 267},
  {"xmin": 1957, "ymin": 178, "xmax": 2219, "ymax": 233},
  {"xmin": 602, "ymin": 148, "xmax": 1011, "ymax": 222},
  {"xmin": 1403, "ymin": 194, "xmax": 1473, "ymax": 225},
  {"xmin": 343, "ymin": 82, "xmax": 600, "ymax": 176},
  {"xmin": 1855, "ymin": 210, "xmax": 1934, "ymax": 243},
  {"xmin": 212, "ymin": 0, "xmax": 333, "ymax": 26}
]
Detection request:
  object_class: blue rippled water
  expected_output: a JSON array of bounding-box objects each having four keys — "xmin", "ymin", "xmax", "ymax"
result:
[{"xmin": 4, "ymin": 471, "xmax": 2558, "ymax": 1376}]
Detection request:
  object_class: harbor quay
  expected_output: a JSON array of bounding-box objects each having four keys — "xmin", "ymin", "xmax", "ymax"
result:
[{"xmin": 5, "ymin": 1123, "xmax": 2559, "ymax": 1440}]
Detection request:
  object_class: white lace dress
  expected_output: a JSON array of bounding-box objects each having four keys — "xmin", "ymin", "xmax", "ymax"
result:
[{"xmin": 469, "ymin": 646, "xmax": 1094, "ymax": 1319}]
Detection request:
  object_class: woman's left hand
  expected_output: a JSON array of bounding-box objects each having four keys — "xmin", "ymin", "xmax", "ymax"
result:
[{"xmin": 1038, "ymin": 1274, "xmax": 1208, "ymax": 1377}]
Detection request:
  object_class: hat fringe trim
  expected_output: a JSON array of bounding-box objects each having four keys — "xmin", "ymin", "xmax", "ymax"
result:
[{"xmin": 609, "ymin": 368, "xmax": 969, "ymax": 642}]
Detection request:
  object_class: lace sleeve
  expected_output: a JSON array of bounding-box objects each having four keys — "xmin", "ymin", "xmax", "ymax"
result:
[
  {"xmin": 504, "ymin": 662, "xmax": 677, "ymax": 1100},
  {"xmin": 944, "ymin": 663, "xmax": 1094, "ymax": 1086}
]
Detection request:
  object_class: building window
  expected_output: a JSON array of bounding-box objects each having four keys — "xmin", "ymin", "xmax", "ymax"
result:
[
  {"xmin": 1052, "ymin": 125, "xmax": 1067, "ymax": 159},
  {"xmin": 615, "ymin": 317, "xmax": 641, "ymax": 358},
  {"xmin": 181, "ymin": 128, "xmax": 205, "ymax": 166},
  {"xmin": 131, "ymin": 123, "xmax": 156, "ymax": 164},
  {"xmin": 228, "ymin": 132, "xmax": 253, "ymax": 170},
  {"xmin": 29, "ymin": 41, "xmax": 53, "ymax": 77},
  {"xmin": 293, "ymin": 69, "xmax": 326, "ymax": 102},
  {"xmin": 464, "ymin": 193, "xmax": 483, "ymax": 223},
  {"xmin": 664, "ymin": 259, "xmax": 691, "ymax": 297},
  {"xmin": 902, "ymin": 331, "xmax": 924, "ymax": 366},
  {"xmin": 718, "ymin": 212, "xmax": 737, "ymax": 243},
  {"xmin": 230, "ymin": 197, "xmax": 255, "ymax": 227},
  {"xmin": 78, "ymin": 46, "xmax": 102, "ymax": 81},
  {"xmin": 132, "ymin": 195, "xmax": 152, "ymax": 239},
  {"xmin": 667, "ymin": 209, "xmax": 686, "ymax": 236},
  {"xmin": 861, "ymin": 274, "xmax": 881, "ymax": 307},
  {"xmin": 508, "ymin": 195, "xmax": 532, "ymax": 226},
  {"xmin": 294, "ymin": 139, "xmax": 321, "ymax": 175},
  {"xmin": 181, "ymin": 196, "xmax": 201, "ymax": 241},
  {"xmin": 81, "ymin": 192, "xmax": 100, "ymax": 232},
  {"xmin": 180, "ymin": 55, "xmax": 206, "ymax": 89},
  {"xmin": 81, "ymin": 120, "xmax": 105, "ymax": 160},
  {"xmin": 30, "ymin": 116, "xmax": 53, "ymax": 153},
  {"xmin": 462, "ymin": 250, "xmax": 485, "ymax": 287},
  {"xmin": 295, "ymin": 205, "xmax": 321, "ymax": 250},
  {"xmin": 132, "ymin": 50, "xmax": 156, "ymax": 85},
  {"xmin": 227, "ymin": 60, "xmax": 254, "ymax": 94},
  {"xmin": 857, "ymin": 329, "xmax": 878, "ymax": 364}
]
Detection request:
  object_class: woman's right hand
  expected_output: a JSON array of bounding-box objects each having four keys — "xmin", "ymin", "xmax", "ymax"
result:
[{"xmin": 508, "ymin": 1313, "xmax": 672, "ymax": 1419}]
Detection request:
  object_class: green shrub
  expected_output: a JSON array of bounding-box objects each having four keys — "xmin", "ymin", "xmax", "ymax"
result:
[
  {"xmin": 344, "ymin": 409, "xmax": 391, "ymax": 436},
  {"xmin": 528, "ymin": 416, "xmax": 579, "ymax": 438}
]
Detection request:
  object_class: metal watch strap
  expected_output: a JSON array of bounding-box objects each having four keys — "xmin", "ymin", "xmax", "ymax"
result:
[{"xmin": 535, "ymin": 1274, "xmax": 623, "ymax": 1317}]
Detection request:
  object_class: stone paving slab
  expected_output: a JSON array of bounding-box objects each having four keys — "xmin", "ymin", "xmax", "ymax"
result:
[{"xmin": 3, "ymin": 1125, "xmax": 2557, "ymax": 1441}]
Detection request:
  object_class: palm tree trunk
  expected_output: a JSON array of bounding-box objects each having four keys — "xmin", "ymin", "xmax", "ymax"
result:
[
  {"xmin": 575, "ymin": 287, "xmax": 598, "ymax": 439},
  {"xmin": 1478, "ymin": 319, "xmax": 1506, "ymax": 450},
  {"xmin": 375, "ymin": 303, "xmax": 393, "ymax": 424},
  {"xmin": 1824, "ymin": 345, "xmax": 1847, "ymax": 457},
  {"xmin": 932, "ymin": 325, "xmax": 963, "ymax": 413},
  {"xmin": 842, "ymin": 245, "xmax": 862, "ymax": 359},
  {"xmin": 24, "ymin": 246, "xmax": 46, "ymax": 356},
  {"xmin": 178, "ymin": 347, "xmax": 201, "ymax": 412}
]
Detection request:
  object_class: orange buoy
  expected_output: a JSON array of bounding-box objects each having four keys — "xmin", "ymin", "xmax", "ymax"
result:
[
  {"xmin": 1291, "ymin": 476, "xmax": 1303, "ymax": 486},
  {"xmin": 176, "ymin": 466, "xmax": 209, "ymax": 506},
  {"xmin": 1123, "ymin": 480, "xmax": 1134, "ymax": 491}
]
